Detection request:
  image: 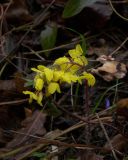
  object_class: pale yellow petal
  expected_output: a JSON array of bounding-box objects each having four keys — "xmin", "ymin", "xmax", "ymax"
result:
[
  {"xmin": 53, "ymin": 70, "xmax": 64, "ymax": 81},
  {"xmin": 80, "ymin": 72, "xmax": 96, "ymax": 86},
  {"xmin": 68, "ymin": 49, "xmax": 77, "ymax": 58},
  {"xmin": 73, "ymin": 57, "xmax": 83, "ymax": 66},
  {"xmin": 54, "ymin": 57, "xmax": 70, "ymax": 66},
  {"xmin": 37, "ymin": 65, "xmax": 46, "ymax": 71},
  {"xmin": 31, "ymin": 68, "xmax": 42, "ymax": 73},
  {"xmin": 73, "ymin": 56, "xmax": 88, "ymax": 66},
  {"xmin": 47, "ymin": 82, "xmax": 61, "ymax": 96},
  {"xmin": 69, "ymin": 64, "xmax": 80, "ymax": 73},
  {"xmin": 80, "ymin": 56, "xmax": 88, "ymax": 65},
  {"xmin": 44, "ymin": 68, "xmax": 53, "ymax": 82},
  {"xmin": 54, "ymin": 57, "xmax": 71, "ymax": 71},
  {"xmin": 68, "ymin": 44, "xmax": 83, "ymax": 58},
  {"xmin": 76, "ymin": 44, "xmax": 83, "ymax": 54},
  {"xmin": 37, "ymin": 92, "xmax": 43, "ymax": 106},
  {"xmin": 35, "ymin": 78, "xmax": 44, "ymax": 91},
  {"xmin": 23, "ymin": 91, "xmax": 38, "ymax": 103},
  {"xmin": 61, "ymin": 72, "xmax": 78, "ymax": 84}
]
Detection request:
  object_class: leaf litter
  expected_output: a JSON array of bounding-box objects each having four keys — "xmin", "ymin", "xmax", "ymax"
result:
[
  {"xmin": 0, "ymin": 0, "xmax": 128, "ymax": 159},
  {"xmin": 92, "ymin": 55, "xmax": 127, "ymax": 81}
]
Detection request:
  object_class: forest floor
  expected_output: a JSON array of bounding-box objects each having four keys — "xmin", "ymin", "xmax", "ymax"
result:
[{"xmin": 0, "ymin": 0, "xmax": 128, "ymax": 160}]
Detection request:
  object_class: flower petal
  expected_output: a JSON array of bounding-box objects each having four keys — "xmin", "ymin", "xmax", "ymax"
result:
[
  {"xmin": 68, "ymin": 44, "xmax": 83, "ymax": 58},
  {"xmin": 61, "ymin": 72, "xmax": 78, "ymax": 84},
  {"xmin": 23, "ymin": 91, "xmax": 38, "ymax": 103},
  {"xmin": 31, "ymin": 68, "xmax": 42, "ymax": 73},
  {"xmin": 80, "ymin": 72, "xmax": 96, "ymax": 86},
  {"xmin": 44, "ymin": 68, "xmax": 53, "ymax": 82},
  {"xmin": 37, "ymin": 92, "xmax": 43, "ymax": 106},
  {"xmin": 47, "ymin": 82, "xmax": 61, "ymax": 95},
  {"xmin": 76, "ymin": 44, "xmax": 83, "ymax": 54},
  {"xmin": 54, "ymin": 57, "xmax": 70, "ymax": 66},
  {"xmin": 37, "ymin": 65, "xmax": 46, "ymax": 71},
  {"xmin": 53, "ymin": 70, "xmax": 64, "ymax": 81},
  {"xmin": 35, "ymin": 78, "xmax": 44, "ymax": 91}
]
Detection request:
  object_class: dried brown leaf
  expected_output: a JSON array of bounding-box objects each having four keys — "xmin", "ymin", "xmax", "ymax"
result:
[
  {"xmin": 92, "ymin": 55, "xmax": 127, "ymax": 81},
  {"xmin": 103, "ymin": 134, "xmax": 128, "ymax": 153},
  {"xmin": 0, "ymin": 72, "xmax": 26, "ymax": 92},
  {"xmin": 6, "ymin": 110, "xmax": 46, "ymax": 148}
]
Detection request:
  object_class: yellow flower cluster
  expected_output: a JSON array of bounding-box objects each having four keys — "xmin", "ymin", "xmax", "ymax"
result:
[{"xmin": 23, "ymin": 44, "xmax": 95, "ymax": 106}]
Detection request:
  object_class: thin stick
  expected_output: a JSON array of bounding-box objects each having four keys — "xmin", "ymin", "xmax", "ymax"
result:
[
  {"xmin": 108, "ymin": 0, "xmax": 128, "ymax": 21},
  {"xmin": 0, "ymin": 98, "xmax": 28, "ymax": 106},
  {"xmin": 109, "ymin": 37, "xmax": 128, "ymax": 56},
  {"xmin": 96, "ymin": 113, "xmax": 118, "ymax": 160}
]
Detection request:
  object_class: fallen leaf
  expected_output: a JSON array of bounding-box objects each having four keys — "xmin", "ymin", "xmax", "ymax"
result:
[
  {"xmin": 6, "ymin": 110, "xmax": 47, "ymax": 148},
  {"xmin": 92, "ymin": 55, "xmax": 127, "ymax": 81},
  {"xmin": 0, "ymin": 72, "xmax": 26, "ymax": 92},
  {"xmin": 103, "ymin": 134, "xmax": 128, "ymax": 153},
  {"xmin": 12, "ymin": 129, "xmax": 62, "ymax": 160}
]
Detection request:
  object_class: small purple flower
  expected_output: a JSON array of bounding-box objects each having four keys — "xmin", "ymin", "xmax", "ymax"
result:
[{"xmin": 105, "ymin": 98, "xmax": 110, "ymax": 109}]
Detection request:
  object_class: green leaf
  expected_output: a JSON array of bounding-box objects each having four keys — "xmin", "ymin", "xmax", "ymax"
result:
[
  {"xmin": 62, "ymin": 0, "xmax": 98, "ymax": 18},
  {"xmin": 80, "ymin": 34, "xmax": 86, "ymax": 56},
  {"xmin": 23, "ymin": 79, "xmax": 34, "ymax": 87},
  {"xmin": 32, "ymin": 152, "xmax": 46, "ymax": 158},
  {"xmin": 40, "ymin": 22, "xmax": 58, "ymax": 56}
]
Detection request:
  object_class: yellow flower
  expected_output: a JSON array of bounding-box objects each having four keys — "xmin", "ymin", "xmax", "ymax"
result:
[
  {"xmin": 61, "ymin": 72, "xmax": 79, "ymax": 84},
  {"xmin": 54, "ymin": 56, "xmax": 70, "ymax": 71},
  {"xmin": 23, "ymin": 44, "xmax": 96, "ymax": 106},
  {"xmin": 31, "ymin": 68, "xmax": 44, "ymax": 80},
  {"xmin": 37, "ymin": 65, "xmax": 46, "ymax": 71},
  {"xmin": 35, "ymin": 78, "xmax": 44, "ymax": 91},
  {"xmin": 80, "ymin": 72, "xmax": 95, "ymax": 86},
  {"xmin": 23, "ymin": 91, "xmax": 37, "ymax": 103},
  {"xmin": 69, "ymin": 64, "xmax": 80, "ymax": 73},
  {"xmin": 37, "ymin": 92, "xmax": 43, "ymax": 106},
  {"xmin": 54, "ymin": 56, "xmax": 70, "ymax": 65},
  {"xmin": 43, "ymin": 67, "xmax": 53, "ymax": 82},
  {"xmin": 23, "ymin": 91, "xmax": 43, "ymax": 106},
  {"xmin": 32, "ymin": 65, "xmax": 53, "ymax": 82},
  {"xmin": 68, "ymin": 44, "xmax": 83, "ymax": 58},
  {"xmin": 73, "ymin": 56, "xmax": 88, "ymax": 66},
  {"xmin": 53, "ymin": 70, "xmax": 64, "ymax": 81},
  {"xmin": 47, "ymin": 82, "xmax": 61, "ymax": 96},
  {"xmin": 68, "ymin": 44, "xmax": 88, "ymax": 68},
  {"xmin": 38, "ymin": 65, "xmax": 54, "ymax": 82},
  {"xmin": 31, "ymin": 68, "xmax": 42, "ymax": 73}
]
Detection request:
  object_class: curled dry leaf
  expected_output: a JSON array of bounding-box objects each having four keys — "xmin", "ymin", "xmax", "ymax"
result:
[
  {"xmin": 0, "ymin": 72, "xmax": 26, "ymax": 92},
  {"xmin": 92, "ymin": 55, "xmax": 127, "ymax": 81}
]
